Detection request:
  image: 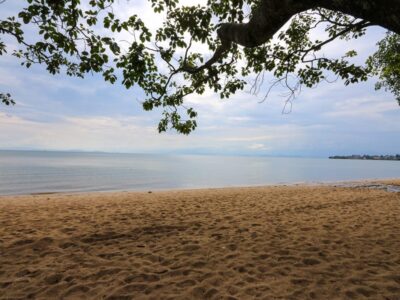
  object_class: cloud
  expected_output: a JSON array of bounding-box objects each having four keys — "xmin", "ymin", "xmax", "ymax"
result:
[
  {"xmin": 248, "ymin": 143, "xmax": 270, "ymax": 151},
  {"xmin": 324, "ymin": 96, "xmax": 396, "ymax": 119},
  {"xmin": 0, "ymin": 113, "xmax": 172, "ymax": 152},
  {"xmin": 0, "ymin": 68, "xmax": 23, "ymax": 88},
  {"xmin": 0, "ymin": 111, "xmax": 326, "ymax": 155}
]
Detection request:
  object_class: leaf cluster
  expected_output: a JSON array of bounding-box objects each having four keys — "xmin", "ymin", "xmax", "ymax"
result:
[
  {"xmin": 367, "ymin": 33, "xmax": 400, "ymax": 104},
  {"xmin": 0, "ymin": 93, "xmax": 15, "ymax": 106}
]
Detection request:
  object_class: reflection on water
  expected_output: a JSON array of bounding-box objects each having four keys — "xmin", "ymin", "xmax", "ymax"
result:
[{"xmin": 0, "ymin": 150, "xmax": 399, "ymax": 195}]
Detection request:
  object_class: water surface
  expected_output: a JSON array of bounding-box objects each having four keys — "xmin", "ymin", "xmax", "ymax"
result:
[{"xmin": 0, "ymin": 150, "xmax": 399, "ymax": 195}]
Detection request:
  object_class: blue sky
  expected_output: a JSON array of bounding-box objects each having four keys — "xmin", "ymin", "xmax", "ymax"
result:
[{"xmin": 0, "ymin": 1, "xmax": 399, "ymax": 157}]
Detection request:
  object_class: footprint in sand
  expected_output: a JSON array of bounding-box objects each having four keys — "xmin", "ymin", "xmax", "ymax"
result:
[
  {"xmin": 302, "ymin": 258, "xmax": 321, "ymax": 266},
  {"xmin": 11, "ymin": 239, "xmax": 34, "ymax": 247},
  {"xmin": 63, "ymin": 285, "xmax": 90, "ymax": 298},
  {"xmin": 44, "ymin": 273, "xmax": 63, "ymax": 285},
  {"xmin": 176, "ymin": 279, "xmax": 196, "ymax": 288}
]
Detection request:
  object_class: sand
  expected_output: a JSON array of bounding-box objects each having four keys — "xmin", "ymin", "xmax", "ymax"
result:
[{"xmin": 0, "ymin": 184, "xmax": 399, "ymax": 299}]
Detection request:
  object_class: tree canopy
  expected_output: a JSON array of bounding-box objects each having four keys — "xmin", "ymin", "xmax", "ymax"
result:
[{"xmin": 1, "ymin": 0, "xmax": 399, "ymax": 134}]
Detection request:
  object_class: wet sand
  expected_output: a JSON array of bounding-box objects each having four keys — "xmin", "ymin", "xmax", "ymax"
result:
[{"xmin": 0, "ymin": 184, "xmax": 399, "ymax": 299}]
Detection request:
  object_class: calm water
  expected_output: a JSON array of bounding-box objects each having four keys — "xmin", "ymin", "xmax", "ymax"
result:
[{"xmin": 0, "ymin": 150, "xmax": 399, "ymax": 195}]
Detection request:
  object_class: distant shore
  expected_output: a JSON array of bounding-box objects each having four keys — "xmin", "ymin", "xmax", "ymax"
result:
[
  {"xmin": 1, "ymin": 181, "xmax": 400, "ymax": 299},
  {"xmin": 329, "ymin": 154, "xmax": 400, "ymax": 161}
]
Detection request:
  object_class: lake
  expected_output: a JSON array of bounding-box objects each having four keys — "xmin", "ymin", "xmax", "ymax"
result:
[{"xmin": 0, "ymin": 150, "xmax": 399, "ymax": 195}]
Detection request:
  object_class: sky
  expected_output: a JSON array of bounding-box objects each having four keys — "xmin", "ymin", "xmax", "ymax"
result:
[{"xmin": 0, "ymin": 1, "xmax": 399, "ymax": 157}]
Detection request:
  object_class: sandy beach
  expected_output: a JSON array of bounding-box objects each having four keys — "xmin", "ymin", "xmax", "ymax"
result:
[{"xmin": 0, "ymin": 183, "xmax": 399, "ymax": 299}]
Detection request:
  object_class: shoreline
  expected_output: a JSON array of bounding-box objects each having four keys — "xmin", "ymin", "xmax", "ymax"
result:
[{"xmin": 1, "ymin": 178, "xmax": 400, "ymax": 198}]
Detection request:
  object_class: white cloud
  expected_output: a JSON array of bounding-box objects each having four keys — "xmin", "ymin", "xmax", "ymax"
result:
[
  {"xmin": 0, "ymin": 68, "xmax": 23, "ymax": 87},
  {"xmin": 248, "ymin": 143, "xmax": 270, "ymax": 151},
  {"xmin": 324, "ymin": 96, "xmax": 396, "ymax": 119},
  {"xmin": 0, "ymin": 111, "xmax": 326, "ymax": 155}
]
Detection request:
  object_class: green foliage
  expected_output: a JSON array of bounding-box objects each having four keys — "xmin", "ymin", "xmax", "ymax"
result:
[
  {"xmin": 0, "ymin": 0, "xmax": 123, "ymax": 80},
  {"xmin": 367, "ymin": 33, "xmax": 400, "ymax": 104},
  {"xmin": 0, "ymin": 0, "xmax": 398, "ymax": 133}
]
